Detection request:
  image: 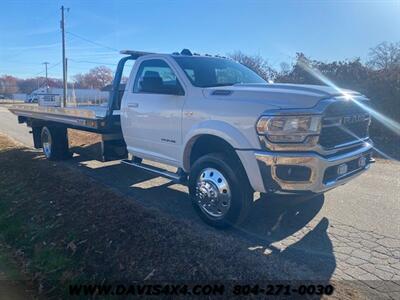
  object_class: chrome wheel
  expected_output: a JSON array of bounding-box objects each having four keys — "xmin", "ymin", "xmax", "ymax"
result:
[
  {"xmin": 42, "ymin": 129, "xmax": 52, "ymax": 158},
  {"xmin": 195, "ymin": 168, "xmax": 231, "ymax": 219}
]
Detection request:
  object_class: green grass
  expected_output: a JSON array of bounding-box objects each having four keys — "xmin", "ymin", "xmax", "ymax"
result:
[
  {"xmin": 0, "ymin": 170, "xmax": 76, "ymax": 293},
  {"xmin": 0, "ymin": 197, "xmax": 25, "ymax": 245},
  {"xmin": 0, "ymin": 250, "xmax": 21, "ymax": 281},
  {"xmin": 32, "ymin": 248, "xmax": 72, "ymax": 275},
  {"xmin": 0, "ymin": 218, "xmax": 24, "ymax": 244}
]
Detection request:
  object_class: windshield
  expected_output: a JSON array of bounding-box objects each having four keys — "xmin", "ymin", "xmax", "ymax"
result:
[{"xmin": 173, "ymin": 56, "xmax": 266, "ymax": 88}]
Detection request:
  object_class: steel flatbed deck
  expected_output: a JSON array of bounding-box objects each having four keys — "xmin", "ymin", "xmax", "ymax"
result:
[
  {"xmin": 9, "ymin": 103, "xmax": 121, "ymax": 133},
  {"xmin": 7, "ymin": 51, "xmax": 150, "ymax": 161},
  {"xmin": 9, "ymin": 51, "xmax": 148, "ymax": 134}
]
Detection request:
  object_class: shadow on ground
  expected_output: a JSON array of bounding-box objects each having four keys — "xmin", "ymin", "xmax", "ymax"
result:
[{"xmin": 69, "ymin": 145, "xmax": 336, "ymax": 280}]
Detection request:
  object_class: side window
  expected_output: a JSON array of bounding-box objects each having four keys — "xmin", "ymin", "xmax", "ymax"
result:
[
  {"xmin": 183, "ymin": 68, "xmax": 196, "ymax": 82},
  {"xmin": 215, "ymin": 67, "xmax": 241, "ymax": 85},
  {"xmin": 133, "ymin": 59, "xmax": 184, "ymax": 95}
]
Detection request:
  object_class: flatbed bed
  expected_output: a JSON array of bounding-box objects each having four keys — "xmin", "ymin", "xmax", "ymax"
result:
[
  {"xmin": 7, "ymin": 53, "xmax": 141, "ymax": 161},
  {"xmin": 9, "ymin": 103, "xmax": 113, "ymax": 119},
  {"xmin": 9, "ymin": 103, "xmax": 121, "ymax": 133},
  {"xmin": 9, "ymin": 102, "xmax": 126, "ymax": 161},
  {"xmin": 9, "ymin": 52, "xmax": 141, "ymax": 134}
]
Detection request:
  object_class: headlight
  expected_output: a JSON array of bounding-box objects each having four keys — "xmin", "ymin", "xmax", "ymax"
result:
[{"xmin": 256, "ymin": 115, "xmax": 321, "ymax": 143}]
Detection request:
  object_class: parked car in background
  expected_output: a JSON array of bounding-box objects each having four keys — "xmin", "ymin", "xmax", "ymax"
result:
[{"xmin": 25, "ymin": 95, "xmax": 38, "ymax": 103}]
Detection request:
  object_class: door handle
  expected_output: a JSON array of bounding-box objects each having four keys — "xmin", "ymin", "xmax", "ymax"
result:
[{"xmin": 128, "ymin": 103, "xmax": 139, "ymax": 108}]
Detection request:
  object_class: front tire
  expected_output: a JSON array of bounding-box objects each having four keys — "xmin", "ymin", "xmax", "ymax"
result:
[
  {"xmin": 189, "ymin": 153, "xmax": 253, "ymax": 228},
  {"xmin": 41, "ymin": 126, "xmax": 71, "ymax": 160}
]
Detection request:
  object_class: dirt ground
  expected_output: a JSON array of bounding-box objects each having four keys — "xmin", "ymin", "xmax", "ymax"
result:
[
  {"xmin": 68, "ymin": 129, "xmax": 102, "ymax": 148},
  {"xmin": 0, "ymin": 133, "xmax": 368, "ymax": 299}
]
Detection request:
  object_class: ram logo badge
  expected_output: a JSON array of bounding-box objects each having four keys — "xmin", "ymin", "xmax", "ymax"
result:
[{"xmin": 342, "ymin": 113, "xmax": 369, "ymax": 125}]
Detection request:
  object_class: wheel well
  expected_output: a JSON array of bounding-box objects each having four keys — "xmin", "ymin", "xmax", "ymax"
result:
[{"xmin": 188, "ymin": 135, "xmax": 239, "ymax": 169}]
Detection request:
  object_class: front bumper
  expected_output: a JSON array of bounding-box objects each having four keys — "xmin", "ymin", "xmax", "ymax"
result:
[{"xmin": 254, "ymin": 142, "xmax": 373, "ymax": 194}]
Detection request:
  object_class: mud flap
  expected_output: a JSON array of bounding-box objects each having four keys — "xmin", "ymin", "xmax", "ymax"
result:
[{"xmin": 101, "ymin": 138, "xmax": 128, "ymax": 162}]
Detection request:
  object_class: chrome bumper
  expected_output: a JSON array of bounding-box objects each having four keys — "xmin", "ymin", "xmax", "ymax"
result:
[{"xmin": 255, "ymin": 142, "xmax": 373, "ymax": 194}]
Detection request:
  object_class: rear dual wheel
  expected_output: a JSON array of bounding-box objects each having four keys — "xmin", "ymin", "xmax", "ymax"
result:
[{"xmin": 41, "ymin": 126, "xmax": 71, "ymax": 160}]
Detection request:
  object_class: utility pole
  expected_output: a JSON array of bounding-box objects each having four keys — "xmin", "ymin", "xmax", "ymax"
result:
[
  {"xmin": 65, "ymin": 58, "xmax": 68, "ymax": 88},
  {"xmin": 61, "ymin": 6, "xmax": 68, "ymax": 107},
  {"xmin": 42, "ymin": 62, "xmax": 49, "ymax": 91},
  {"xmin": 42, "ymin": 62, "xmax": 49, "ymax": 81}
]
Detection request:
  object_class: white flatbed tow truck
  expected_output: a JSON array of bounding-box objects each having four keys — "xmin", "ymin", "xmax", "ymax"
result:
[{"xmin": 9, "ymin": 49, "xmax": 374, "ymax": 228}]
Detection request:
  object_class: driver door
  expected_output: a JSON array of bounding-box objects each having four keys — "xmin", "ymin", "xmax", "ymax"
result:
[{"xmin": 122, "ymin": 58, "xmax": 186, "ymax": 165}]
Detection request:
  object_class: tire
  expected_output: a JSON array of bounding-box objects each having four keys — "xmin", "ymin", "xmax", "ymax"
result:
[
  {"xmin": 41, "ymin": 126, "xmax": 71, "ymax": 160},
  {"xmin": 189, "ymin": 153, "xmax": 253, "ymax": 228}
]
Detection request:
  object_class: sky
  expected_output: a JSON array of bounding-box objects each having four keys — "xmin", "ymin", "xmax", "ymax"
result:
[{"xmin": 1, "ymin": 0, "xmax": 399, "ymax": 80}]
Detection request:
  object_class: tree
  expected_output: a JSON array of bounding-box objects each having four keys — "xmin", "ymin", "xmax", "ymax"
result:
[
  {"xmin": 16, "ymin": 77, "xmax": 63, "ymax": 94},
  {"xmin": 279, "ymin": 62, "xmax": 291, "ymax": 76},
  {"xmin": 275, "ymin": 53, "xmax": 369, "ymax": 92},
  {"xmin": 275, "ymin": 53, "xmax": 321, "ymax": 84},
  {"xmin": 72, "ymin": 73, "xmax": 86, "ymax": 88},
  {"xmin": 16, "ymin": 78, "xmax": 40, "ymax": 93},
  {"xmin": 368, "ymin": 42, "xmax": 400, "ymax": 70},
  {"xmin": 0, "ymin": 75, "xmax": 18, "ymax": 95},
  {"xmin": 73, "ymin": 66, "xmax": 114, "ymax": 89},
  {"xmin": 228, "ymin": 51, "xmax": 276, "ymax": 81}
]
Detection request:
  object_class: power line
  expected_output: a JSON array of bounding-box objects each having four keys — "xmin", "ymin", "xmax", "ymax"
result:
[
  {"xmin": 27, "ymin": 59, "xmax": 112, "ymax": 78},
  {"xmin": 48, "ymin": 61, "xmax": 62, "ymax": 70},
  {"xmin": 32, "ymin": 61, "xmax": 62, "ymax": 77},
  {"xmin": 68, "ymin": 58, "xmax": 117, "ymax": 66},
  {"xmin": 66, "ymin": 31, "xmax": 119, "ymax": 52}
]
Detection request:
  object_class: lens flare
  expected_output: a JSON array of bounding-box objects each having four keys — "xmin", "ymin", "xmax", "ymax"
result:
[
  {"xmin": 338, "ymin": 125, "xmax": 395, "ymax": 160},
  {"xmin": 297, "ymin": 60, "xmax": 400, "ymax": 136}
]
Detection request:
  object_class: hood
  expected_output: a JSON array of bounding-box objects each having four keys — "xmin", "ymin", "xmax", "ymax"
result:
[{"xmin": 203, "ymin": 83, "xmax": 361, "ymax": 109}]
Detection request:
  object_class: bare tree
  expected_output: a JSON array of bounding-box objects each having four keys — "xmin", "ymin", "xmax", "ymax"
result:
[
  {"xmin": 72, "ymin": 73, "xmax": 85, "ymax": 88},
  {"xmin": 16, "ymin": 77, "xmax": 63, "ymax": 93},
  {"xmin": 368, "ymin": 42, "xmax": 400, "ymax": 70},
  {"xmin": 0, "ymin": 75, "xmax": 18, "ymax": 95},
  {"xmin": 228, "ymin": 51, "xmax": 276, "ymax": 81},
  {"xmin": 73, "ymin": 66, "xmax": 114, "ymax": 89}
]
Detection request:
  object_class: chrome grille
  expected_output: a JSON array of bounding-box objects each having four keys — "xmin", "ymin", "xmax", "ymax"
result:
[{"xmin": 319, "ymin": 101, "xmax": 370, "ymax": 149}]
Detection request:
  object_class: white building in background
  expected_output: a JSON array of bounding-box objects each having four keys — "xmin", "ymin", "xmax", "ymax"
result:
[
  {"xmin": 28, "ymin": 87, "xmax": 109, "ymax": 107},
  {"xmin": 11, "ymin": 93, "xmax": 28, "ymax": 101}
]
